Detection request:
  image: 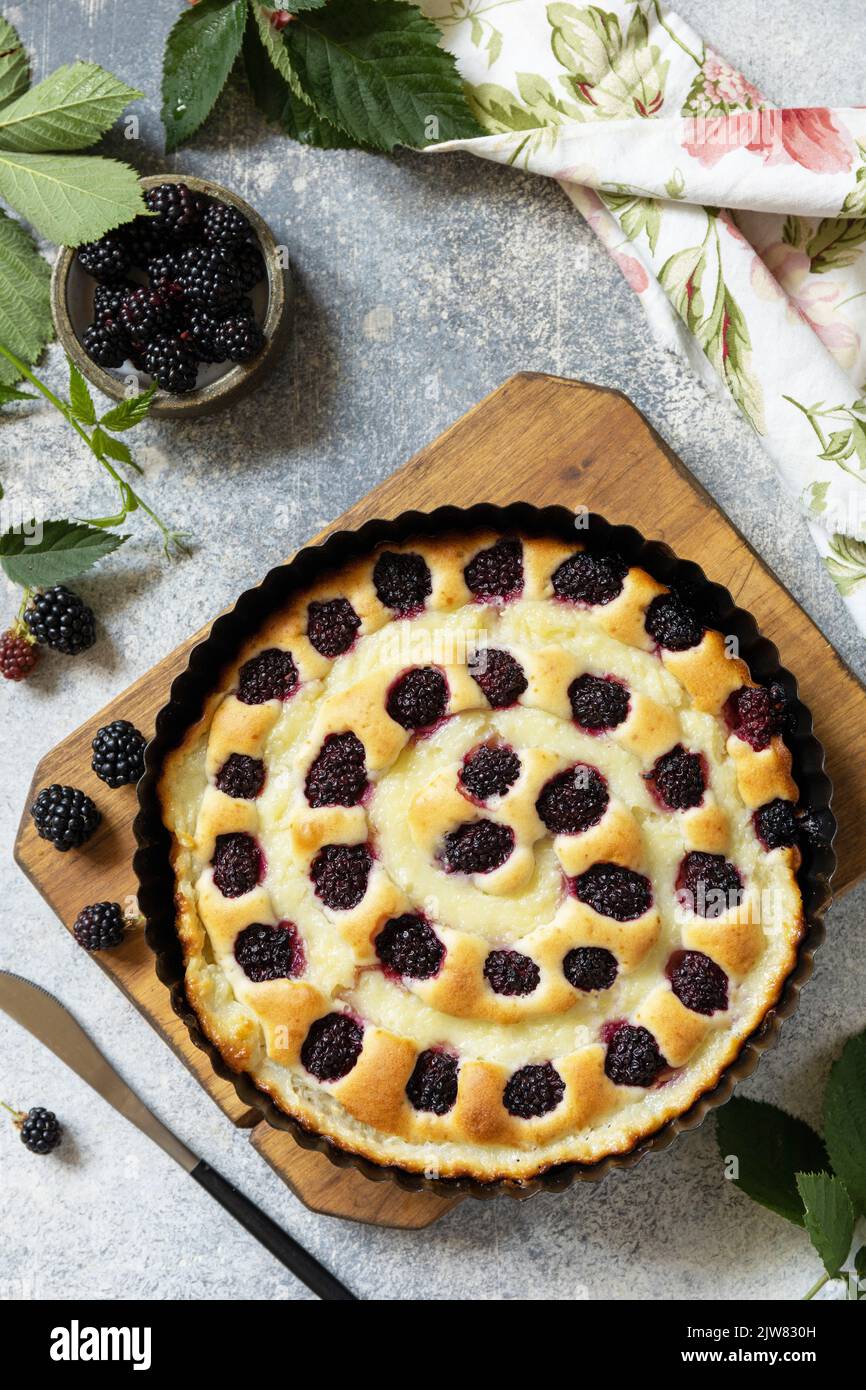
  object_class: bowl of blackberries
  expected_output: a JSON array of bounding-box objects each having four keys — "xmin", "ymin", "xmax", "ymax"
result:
[{"xmin": 52, "ymin": 174, "xmax": 287, "ymax": 417}]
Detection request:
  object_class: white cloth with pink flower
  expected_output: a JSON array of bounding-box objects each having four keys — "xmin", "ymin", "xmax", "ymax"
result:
[{"xmin": 427, "ymin": 0, "xmax": 866, "ymax": 630}]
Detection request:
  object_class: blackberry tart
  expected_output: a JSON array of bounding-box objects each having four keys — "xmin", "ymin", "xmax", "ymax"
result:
[{"xmin": 157, "ymin": 530, "xmax": 809, "ymax": 1183}]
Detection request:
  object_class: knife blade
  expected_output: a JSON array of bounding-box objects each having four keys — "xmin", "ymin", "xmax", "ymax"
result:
[{"xmin": 0, "ymin": 970, "xmax": 356, "ymax": 1301}]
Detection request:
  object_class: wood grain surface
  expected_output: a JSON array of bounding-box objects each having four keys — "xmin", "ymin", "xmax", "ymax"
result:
[{"xmin": 14, "ymin": 374, "xmax": 866, "ymax": 1226}]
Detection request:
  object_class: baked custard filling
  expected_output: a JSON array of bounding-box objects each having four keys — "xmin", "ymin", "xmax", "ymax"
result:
[{"xmin": 159, "ymin": 533, "xmax": 804, "ymax": 1181}]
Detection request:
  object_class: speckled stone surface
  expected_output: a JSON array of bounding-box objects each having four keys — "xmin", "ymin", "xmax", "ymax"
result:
[{"xmin": 1, "ymin": 0, "xmax": 865, "ymax": 1303}]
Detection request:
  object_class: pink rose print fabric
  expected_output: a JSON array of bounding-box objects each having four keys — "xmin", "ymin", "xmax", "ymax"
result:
[{"xmin": 427, "ymin": 1, "xmax": 866, "ymax": 630}]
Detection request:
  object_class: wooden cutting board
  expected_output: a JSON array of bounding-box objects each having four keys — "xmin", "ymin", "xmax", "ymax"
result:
[{"xmin": 14, "ymin": 373, "xmax": 866, "ymax": 1227}]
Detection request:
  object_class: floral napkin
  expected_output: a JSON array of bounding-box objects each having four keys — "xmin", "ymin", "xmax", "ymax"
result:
[{"xmin": 427, "ymin": 1, "xmax": 866, "ymax": 634}]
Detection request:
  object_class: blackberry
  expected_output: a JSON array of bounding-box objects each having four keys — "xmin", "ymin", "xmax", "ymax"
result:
[
  {"xmin": 301, "ymin": 1013, "xmax": 364, "ymax": 1082},
  {"xmin": 73, "ymin": 901, "xmax": 125, "ymax": 950},
  {"xmin": 536, "ymin": 765, "xmax": 608, "ymax": 835},
  {"xmin": 119, "ymin": 286, "xmax": 174, "ymax": 343},
  {"xmin": 215, "ymin": 313, "xmax": 265, "ymax": 364},
  {"xmin": 386, "ymin": 667, "xmax": 448, "ymax": 730},
  {"xmin": 93, "ymin": 278, "xmax": 136, "ymax": 323},
  {"xmin": 307, "ymin": 597, "xmax": 361, "ymax": 658},
  {"xmin": 441, "ymin": 820, "xmax": 514, "ymax": 874},
  {"xmin": 147, "ymin": 249, "xmax": 185, "ymax": 297},
  {"xmin": 676, "ymin": 852, "xmax": 743, "ymax": 919},
  {"xmin": 144, "ymin": 181, "xmax": 203, "ymax": 236},
  {"xmin": 375, "ymin": 913, "xmax": 444, "ymax": 979},
  {"xmin": 77, "ymin": 233, "xmax": 132, "ymax": 282},
  {"xmin": 464, "ymin": 538, "xmax": 523, "ymax": 599},
  {"xmin": 237, "ymin": 646, "xmax": 298, "ymax": 704},
  {"xmin": 310, "ymin": 842, "xmax": 372, "ymax": 910},
  {"xmin": 212, "ymin": 832, "xmax": 263, "ymax": 898},
  {"xmin": 373, "ymin": 550, "xmax": 431, "ymax": 614},
  {"xmin": 459, "ymin": 744, "xmax": 520, "ymax": 802},
  {"xmin": 25, "ymin": 585, "xmax": 95, "ymax": 655},
  {"xmin": 30, "ymin": 784, "xmax": 101, "ymax": 851},
  {"xmin": 568, "ymin": 673, "xmax": 630, "ymax": 731},
  {"xmin": 185, "ymin": 306, "xmax": 229, "ymax": 363},
  {"xmin": 405, "ymin": 1050, "xmax": 459, "ymax": 1115},
  {"xmin": 503, "ymin": 1062, "xmax": 564, "ymax": 1119},
  {"xmin": 645, "ymin": 591, "xmax": 705, "ymax": 651},
  {"xmin": 201, "ymin": 200, "xmax": 252, "ymax": 247},
  {"xmin": 563, "ymin": 945, "xmax": 618, "ymax": 992},
  {"xmin": 753, "ymin": 798, "xmax": 798, "ymax": 850},
  {"xmin": 724, "ymin": 683, "xmax": 789, "ymax": 751},
  {"xmin": 552, "ymin": 550, "xmax": 628, "ymax": 606},
  {"xmin": 572, "ymin": 862, "xmax": 652, "ymax": 921},
  {"xmin": 120, "ymin": 214, "xmax": 165, "ymax": 267},
  {"xmin": 178, "ymin": 243, "xmax": 242, "ymax": 311},
  {"xmin": 667, "ymin": 950, "xmax": 728, "ymax": 1015},
  {"xmin": 6, "ymin": 1106, "xmax": 63, "ymax": 1155},
  {"xmin": 142, "ymin": 335, "xmax": 198, "ymax": 393},
  {"xmin": 91, "ymin": 719, "xmax": 147, "ymax": 788},
  {"xmin": 215, "ymin": 753, "xmax": 265, "ymax": 800},
  {"xmin": 234, "ymin": 922, "xmax": 303, "ymax": 982},
  {"xmin": 305, "ymin": 732, "xmax": 368, "ymax": 807},
  {"xmin": 604, "ymin": 1023, "xmax": 666, "ymax": 1087},
  {"xmin": 483, "ymin": 948, "xmax": 540, "ymax": 997},
  {"xmin": 82, "ymin": 320, "xmax": 129, "ymax": 368},
  {"xmin": 646, "ymin": 744, "xmax": 706, "ymax": 811},
  {"xmin": 468, "ymin": 647, "xmax": 527, "ymax": 709},
  {"xmin": 233, "ymin": 239, "xmax": 265, "ymax": 292},
  {"xmin": 797, "ymin": 807, "xmax": 835, "ymax": 848},
  {"xmin": 0, "ymin": 626, "xmax": 39, "ymax": 681}
]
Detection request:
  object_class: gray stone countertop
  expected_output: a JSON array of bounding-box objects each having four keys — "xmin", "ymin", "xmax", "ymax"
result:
[{"xmin": 1, "ymin": 0, "xmax": 864, "ymax": 1302}]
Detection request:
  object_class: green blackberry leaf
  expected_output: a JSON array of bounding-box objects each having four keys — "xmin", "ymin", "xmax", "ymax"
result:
[
  {"xmin": 242, "ymin": 15, "xmax": 359, "ymax": 149},
  {"xmin": 0, "ymin": 16, "xmax": 29, "ymax": 111},
  {"xmin": 0, "ymin": 152, "xmax": 147, "ymax": 245},
  {"xmin": 0, "ymin": 519, "xmax": 126, "ymax": 587},
  {"xmin": 161, "ymin": 0, "xmax": 248, "ymax": 153},
  {"xmin": 824, "ymin": 1030, "xmax": 866, "ymax": 1215},
  {"xmin": 0, "ymin": 210, "xmax": 52, "ymax": 385},
  {"xmin": 796, "ymin": 1172, "xmax": 854, "ymax": 1278},
  {"xmin": 99, "ymin": 384, "xmax": 157, "ymax": 432},
  {"xmin": 0, "ymin": 383, "xmax": 37, "ymax": 405},
  {"xmin": 68, "ymin": 359, "xmax": 96, "ymax": 425},
  {"xmin": 281, "ymin": 0, "xmax": 485, "ymax": 151},
  {"xmin": 0, "ymin": 63, "xmax": 142, "ymax": 153},
  {"xmin": 716, "ymin": 1097, "xmax": 829, "ymax": 1226},
  {"xmin": 248, "ymin": 2, "xmax": 311, "ymax": 102}
]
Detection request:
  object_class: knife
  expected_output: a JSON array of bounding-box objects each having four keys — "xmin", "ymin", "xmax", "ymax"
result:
[{"xmin": 0, "ymin": 971, "xmax": 356, "ymax": 1302}]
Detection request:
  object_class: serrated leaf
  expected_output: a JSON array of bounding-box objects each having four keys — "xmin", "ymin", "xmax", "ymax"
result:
[
  {"xmin": 99, "ymin": 383, "xmax": 156, "ymax": 432},
  {"xmin": 824, "ymin": 1030, "xmax": 866, "ymax": 1215},
  {"xmin": 0, "ymin": 151, "xmax": 147, "ymax": 245},
  {"xmin": 243, "ymin": 14, "xmax": 359, "ymax": 148},
  {"xmin": 0, "ymin": 519, "xmax": 126, "ymax": 587},
  {"xmin": 68, "ymin": 358, "xmax": 96, "ymax": 425},
  {"xmin": 161, "ymin": 0, "xmax": 248, "ymax": 153},
  {"xmin": 282, "ymin": 0, "xmax": 485, "ymax": 152},
  {"xmin": 0, "ymin": 62, "xmax": 141, "ymax": 154},
  {"xmin": 0, "ymin": 16, "xmax": 29, "ymax": 111},
  {"xmin": 91, "ymin": 425, "xmax": 133, "ymax": 465},
  {"xmin": 716, "ymin": 1097, "xmax": 829, "ymax": 1226},
  {"xmin": 249, "ymin": 2, "xmax": 310, "ymax": 102},
  {"xmin": 0, "ymin": 382, "xmax": 36, "ymax": 404},
  {"xmin": 796, "ymin": 1173, "xmax": 854, "ymax": 1278},
  {"xmin": 0, "ymin": 209, "xmax": 52, "ymax": 384}
]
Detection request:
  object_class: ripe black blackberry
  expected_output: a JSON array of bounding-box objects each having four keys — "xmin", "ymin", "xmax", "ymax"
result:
[
  {"xmin": 178, "ymin": 243, "xmax": 241, "ymax": 311},
  {"xmin": 147, "ymin": 249, "xmax": 184, "ymax": 295},
  {"xmin": 201, "ymin": 200, "xmax": 251, "ymax": 247},
  {"xmin": 73, "ymin": 901, "xmax": 126, "ymax": 950},
  {"xmin": 3, "ymin": 1104, "xmax": 63, "ymax": 1155},
  {"xmin": 120, "ymin": 214, "xmax": 165, "ymax": 267},
  {"xmin": 186, "ymin": 306, "xmax": 228, "ymax": 363},
  {"xmin": 25, "ymin": 585, "xmax": 96, "ymax": 655},
  {"xmin": 142, "ymin": 334, "xmax": 198, "ymax": 393},
  {"xmin": 0, "ymin": 625, "xmax": 39, "ymax": 681},
  {"xmin": 30, "ymin": 784, "xmax": 101, "ymax": 851},
  {"xmin": 93, "ymin": 278, "xmax": 136, "ymax": 323},
  {"xmin": 144, "ymin": 181, "xmax": 203, "ymax": 235},
  {"xmin": 119, "ymin": 286, "xmax": 174, "ymax": 343},
  {"xmin": 82, "ymin": 320, "xmax": 129, "ymax": 368},
  {"xmin": 91, "ymin": 719, "xmax": 147, "ymax": 787},
  {"xmin": 77, "ymin": 232, "xmax": 132, "ymax": 281},
  {"xmin": 215, "ymin": 313, "xmax": 265, "ymax": 363},
  {"xmin": 233, "ymin": 240, "xmax": 265, "ymax": 292}
]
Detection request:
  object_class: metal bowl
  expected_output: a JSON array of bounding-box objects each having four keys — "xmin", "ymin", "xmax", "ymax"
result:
[
  {"xmin": 134, "ymin": 503, "xmax": 836, "ymax": 1198},
  {"xmin": 51, "ymin": 173, "xmax": 288, "ymax": 420}
]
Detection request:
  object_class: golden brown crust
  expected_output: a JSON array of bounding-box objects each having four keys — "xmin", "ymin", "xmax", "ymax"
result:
[{"xmin": 157, "ymin": 529, "xmax": 805, "ymax": 1183}]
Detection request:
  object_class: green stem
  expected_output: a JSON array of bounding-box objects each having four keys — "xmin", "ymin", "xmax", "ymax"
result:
[
  {"xmin": 0, "ymin": 343, "xmax": 184, "ymax": 556},
  {"xmin": 783, "ymin": 394, "xmax": 829, "ymax": 452},
  {"xmin": 652, "ymin": 0, "xmax": 703, "ymax": 67},
  {"xmin": 802, "ymin": 1272, "xmax": 829, "ymax": 1301},
  {"xmin": 1, "ymin": 1100, "xmax": 22, "ymax": 1120}
]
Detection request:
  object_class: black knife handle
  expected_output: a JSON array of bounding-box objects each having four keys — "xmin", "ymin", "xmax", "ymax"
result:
[{"xmin": 190, "ymin": 1160, "xmax": 357, "ymax": 1301}]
